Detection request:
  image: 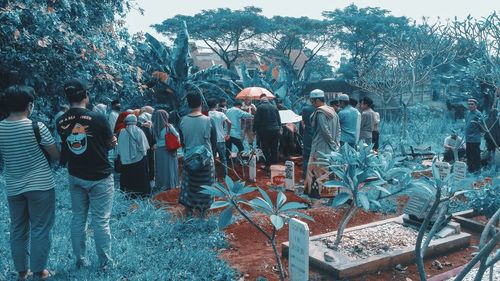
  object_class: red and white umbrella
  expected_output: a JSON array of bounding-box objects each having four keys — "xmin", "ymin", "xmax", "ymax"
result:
[{"xmin": 235, "ymin": 87, "xmax": 275, "ymax": 100}]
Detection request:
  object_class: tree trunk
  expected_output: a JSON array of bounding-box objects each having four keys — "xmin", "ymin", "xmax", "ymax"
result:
[{"xmin": 332, "ymin": 204, "xmax": 358, "ymax": 250}]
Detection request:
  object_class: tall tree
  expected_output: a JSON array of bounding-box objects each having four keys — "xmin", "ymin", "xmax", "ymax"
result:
[
  {"xmin": 323, "ymin": 4, "xmax": 410, "ymax": 80},
  {"xmin": 259, "ymin": 16, "xmax": 332, "ymax": 81},
  {"xmin": 153, "ymin": 6, "xmax": 268, "ymax": 70}
]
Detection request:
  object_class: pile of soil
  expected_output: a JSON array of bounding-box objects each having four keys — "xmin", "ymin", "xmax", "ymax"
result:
[{"xmin": 152, "ymin": 157, "xmax": 482, "ymax": 281}]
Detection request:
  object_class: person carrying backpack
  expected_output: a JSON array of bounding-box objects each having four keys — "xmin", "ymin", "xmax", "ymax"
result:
[{"xmin": 0, "ymin": 85, "xmax": 59, "ymax": 280}]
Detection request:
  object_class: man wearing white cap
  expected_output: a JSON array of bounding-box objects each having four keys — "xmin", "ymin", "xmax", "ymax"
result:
[
  {"xmin": 304, "ymin": 89, "xmax": 340, "ymax": 198},
  {"xmin": 338, "ymin": 93, "xmax": 360, "ymax": 147}
]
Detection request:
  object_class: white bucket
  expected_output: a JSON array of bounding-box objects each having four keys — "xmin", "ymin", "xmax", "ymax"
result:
[{"xmin": 270, "ymin": 165, "xmax": 286, "ymax": 187}]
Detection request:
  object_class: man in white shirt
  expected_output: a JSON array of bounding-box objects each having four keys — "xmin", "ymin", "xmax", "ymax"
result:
[
  {"xmin": 241, "ymin": 98, "xmax": 257, "ymax": 146},
  {"xmin": 208, "ymin": 99, "xmax": 232, "ymax": 178},
  {"xmin": 225, "ymin": 100, "xmax": 252, "ymax": 158},
  {"xmin": 443, "ymin": 132, "xmax": 465, "ymax": 162},
  {"xmin": 107, "ymin": 99, "xmax": 121, "ymax": 131}
]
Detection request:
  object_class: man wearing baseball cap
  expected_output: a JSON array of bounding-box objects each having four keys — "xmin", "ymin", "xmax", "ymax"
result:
[{"xmin": 304, "ymin": 89, "xmax": 340, "ymax": 198}]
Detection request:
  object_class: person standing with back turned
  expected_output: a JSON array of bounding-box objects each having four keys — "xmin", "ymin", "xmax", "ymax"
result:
[{"xmin": 57, "ymin": 79, "xmax": 115, "ymax": 270}]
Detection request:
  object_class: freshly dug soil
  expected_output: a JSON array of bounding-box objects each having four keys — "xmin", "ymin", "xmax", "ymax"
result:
[{"xmin": 153, "ymin": 157, "xmax": 483, "ymax": 281}]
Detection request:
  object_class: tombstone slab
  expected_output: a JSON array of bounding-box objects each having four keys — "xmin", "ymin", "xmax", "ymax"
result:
[
  {"xmin": 285, "ymin": 161, "xmax": 295, "ymax": 191},
  {"xmin": 435, "ymin": 161, "xmax": 452, "ymax": 179},
  {"xmin": 288, "ymin": 219, "xmax": 309, "ymax": 281},
  {"xmin": 453, "ymin": 161, "xmax": 467, "ymax": 183}
]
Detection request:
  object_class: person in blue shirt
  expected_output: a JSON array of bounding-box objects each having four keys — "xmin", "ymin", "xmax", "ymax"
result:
[
  {"xmin": 225, "ymin": 100, "xmax": 252, "ymax": 159},
  {"xmin": 337, "ymin": 94, "xmax": 360, "ymax": 148},
  {"xmin": 301, "ymin": 102, "xmax": 315, "ymax": 180},
  {"xmin": 465, "ymin": 98, "xmax": 484, "ymax": 173}
]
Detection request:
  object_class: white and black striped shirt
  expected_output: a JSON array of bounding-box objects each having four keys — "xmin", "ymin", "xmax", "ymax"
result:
[{"xmin": 0, "ymin": 119, "xmax": 55, "ymax": 196}]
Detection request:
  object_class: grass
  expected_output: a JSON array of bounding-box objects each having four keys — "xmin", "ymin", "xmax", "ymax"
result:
[{"xmin": 0, "ymin": 169, "xmax": 236, "ymax": 281}]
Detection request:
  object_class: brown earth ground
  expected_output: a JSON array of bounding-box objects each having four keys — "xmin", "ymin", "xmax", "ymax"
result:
[{"xmin": 152, "ymin": 157, "xmax": 484, "ymax": 281}]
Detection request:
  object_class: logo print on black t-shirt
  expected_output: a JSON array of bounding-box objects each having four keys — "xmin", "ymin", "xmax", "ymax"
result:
[{"xmin": 67, "ymin": 123, "xmax": 89, "ymax": 155}]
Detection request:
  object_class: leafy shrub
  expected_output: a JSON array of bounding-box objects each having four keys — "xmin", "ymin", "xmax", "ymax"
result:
[
  {"xmin": 0, "ymin": 169, "xmax": 236, "ymax": 280},
  {"xmin": 465, "ymin": 183, "xmax": 500, "ymax": 219}
]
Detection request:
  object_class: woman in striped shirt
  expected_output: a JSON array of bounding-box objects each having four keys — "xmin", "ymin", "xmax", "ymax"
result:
[{"xmin": 0, "ymin": 86, "xmax": 59, "ymax": 280}]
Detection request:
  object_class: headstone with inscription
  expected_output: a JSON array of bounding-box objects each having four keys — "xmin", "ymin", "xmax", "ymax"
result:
[
  {"xmin": 285, "ymin": 161, "xmax": 295, "ymax": 191},
  {"xmin": 453, "ymin": 161, "xmax": 467, "ymax": 183},
  {"xmin": 289, "ymin": 219, "xmax": 309, "ymax": 281},
  {"xmin": 435, "ymin": 161, "xmax": 452, "ymax": 180},
  {"xmin": 404, "ymin": 192, "xmax": 434, "ymax": 220}
]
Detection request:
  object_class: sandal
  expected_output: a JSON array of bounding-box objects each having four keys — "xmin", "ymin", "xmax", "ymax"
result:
[
  {"xmin": 36, "ymin": 269, "xmax": 55, "ymax": 280},
  {"xmin": 17, "ymin": 270, "xmax": 32, "ymax": 281}
]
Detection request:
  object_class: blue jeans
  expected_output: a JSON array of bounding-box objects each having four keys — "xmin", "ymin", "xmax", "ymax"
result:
[
  {"xmin": 69, "ymin": 175, "xmax": 114, "ymax": 267},
  {"xmin": 7, "ymin": 189, "xmax": 55, "ymax": 273},
  {"xmin": 215, "ymin": 142, "xmax": 227, "ymax": 178}
]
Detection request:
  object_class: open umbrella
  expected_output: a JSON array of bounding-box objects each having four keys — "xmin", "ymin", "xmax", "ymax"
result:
[{"xmin": 235, "ymin": 87, "xmax": 275, "ymax": 100}]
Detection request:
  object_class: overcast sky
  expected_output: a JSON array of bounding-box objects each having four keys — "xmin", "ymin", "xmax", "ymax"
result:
[{"xmin": 125, "ymin": 0, "xmax": 499, "ymax": 37}]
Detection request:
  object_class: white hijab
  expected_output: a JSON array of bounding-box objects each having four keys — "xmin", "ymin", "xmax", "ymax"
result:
[{"xmin": 117, "ymin": 115, "xmax": 150, "ymax": 165}]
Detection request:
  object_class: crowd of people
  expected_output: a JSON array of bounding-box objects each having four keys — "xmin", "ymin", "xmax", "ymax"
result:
[{"xmin": 0, "ymin": 79, "xmax": 496, "ymax": 280}]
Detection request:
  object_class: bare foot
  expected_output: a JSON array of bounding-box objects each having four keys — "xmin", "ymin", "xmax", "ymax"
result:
[
  {"xmin": 17, "ymin": 270, "xmax": 31, "ymax": 281},
  {"xmin": 37, "ymin": 269, "xmax": 54, "ymax": 280}
]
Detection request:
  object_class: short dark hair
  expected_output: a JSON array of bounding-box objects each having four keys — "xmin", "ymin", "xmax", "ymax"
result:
[
  {"xmin": 0, "ymin": 85, "xmax": 35, "ymax": 114},
  {"xmin": 349, "ymin": 98, "xmax": 358, "ymax": 107},
  {"xmin": 329, "ymin": 100, "xmax": 339, "ymax": 106},
  {"xmin": 207, "ymin": 98, "xmax": 218, "ymax": 109},
  {"xmin": 360, "ymin": 97, "xmax": 373, "ymax": 107},
  {"xmin": 64, "ymin": 79, "xmax": 88, "ymax": 104},
  {"xmin": 259, "ymin": 93, "xmax": 267, "ymax": 98},
  {"xmin": 219, "ymin": 97, "xmax": 227, "ymax": 103},
  {"xmin": 187, "ymin": 92, "xmax": 202, "ymax": 108}
]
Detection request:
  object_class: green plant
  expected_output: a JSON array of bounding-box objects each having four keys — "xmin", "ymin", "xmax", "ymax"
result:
[
  {"xmin": 318, "ymin": 143, "xmax": 416, "ymax": 249},
  {"xmin": 465, "ymin": 182, "xmax": 500, "ymax": 220},
  {"xmin": 201, "ymin": 176, "xmax": 313, "ymax": 281}
]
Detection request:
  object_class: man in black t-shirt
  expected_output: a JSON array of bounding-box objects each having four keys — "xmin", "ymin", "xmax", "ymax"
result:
[{"xmin": 57, "ymin": 79, "xmax": 115, "ymax": 270}]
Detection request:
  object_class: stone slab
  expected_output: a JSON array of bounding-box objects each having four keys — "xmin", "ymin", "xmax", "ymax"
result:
[{"xmin": 282, "ymin": 216, "xmax": 471, "ymax": 280}]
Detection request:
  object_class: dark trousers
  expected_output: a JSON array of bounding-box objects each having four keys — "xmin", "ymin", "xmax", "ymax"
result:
[
  {"xmin": 372, "ymin": 131, "xmax": 380, "ymax": 150},
  {"xmin": 443, "ymin": 148, "xmax": 465, "ymax": 162},
  {"xmin": 226, "ymin": 137, "xmax": 244, "ymax": 160},
  {"xmin": 466, "ymin": 142, "xmax": 481, "ymax": 173},
  {"xmin": 259, "ymin": 130, "xmax": 280, "ymax": 166}
]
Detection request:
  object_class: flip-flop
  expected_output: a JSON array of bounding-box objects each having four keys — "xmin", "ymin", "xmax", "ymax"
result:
[{"xmin": 36, "ymin": 269, "xmax": 56, "ymax": 280}]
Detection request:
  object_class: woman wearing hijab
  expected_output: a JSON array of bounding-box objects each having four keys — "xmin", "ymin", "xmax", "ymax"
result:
[
  {"xmin": 116, "ymin": 114, "xmax": 151, "ymax": 198},
  {"xmin": 92, "ymin": 103, "xmax": 107, "ymax": 116},
  {"xmin": 138, "ymin": 113, "xmax": 155, "ymax": 182},
  {"xmin": 152, "ymin": 110, "xmax": 180, "ymax": 192}
]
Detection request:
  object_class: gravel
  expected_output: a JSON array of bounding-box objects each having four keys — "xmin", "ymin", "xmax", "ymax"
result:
[
  {"xmin": 322, "ymin": 222, "xmax": 424, "ymax": 260},
  {"xmin": 447, "ymin": 263, "xmax": 500, "ymax": 281}
]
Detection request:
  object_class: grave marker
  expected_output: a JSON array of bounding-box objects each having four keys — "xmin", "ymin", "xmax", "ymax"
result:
[
  {"xmin": 289, "ymin": 219, "xmax": 309, "ymax": 281},
  {"xmin": 453, "ymin": 161, "xmax": 467, "ymax": 183},
  {"xmin": 435, "ymin": 161, "xmax": 452, "ymax": 179},
  {"xmin": 285, "ymin": 161, "xmax": 295, "ymax": 191},
  {"xmin": 249, "ymin": 153, "xmax": 256, "ymax": 182}
]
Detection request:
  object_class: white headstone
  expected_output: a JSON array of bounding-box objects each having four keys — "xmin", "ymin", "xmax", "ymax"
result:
[
  {"xmin": 435, "ymin": 161, "xmax": 452, "ymax": 180},
  {"xmin": 285, "ymin": 161, "xmax": 295, "ymax": 191},
  {"xmin": 249, "ymin": 154, "xmax": 256, "ymax": 182},
  {"xmin": 453, "ymin": 161, "xmax": 467, "ymax": 183},
  {"xmin": 289, "ymin": 219, "xmax": 309, "ymax": 281}
]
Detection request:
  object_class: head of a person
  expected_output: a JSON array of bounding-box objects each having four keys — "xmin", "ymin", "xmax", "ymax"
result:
[
  {"xmin": 111, "ymin": 99, "xmax": 121, "ymax": 111},
  {"xmin": 124, "ymin": 114, "xmax": 137, "ymax": 126},
  {"xmin": 309, "ymin": 89, "xmax": 325, "ymax": 108},
  {"xmin": 233, "ymin": 100, "xmax": 243, "ymax": 108},
  {"xmin": 187, "ymin": 92, "xmax": 202, "ymax": 110},
  {"xmin": 152, "ymin": 109, "xmax": 169, "ymax": 138},
  {"xmin": 92, "ymin": 103, "xmax": 107, "ymax": 115},
  {"xmin": 219, "ymin": 98, "xmax": 227, "ymax": 108},
  {"xmin": 141, "ymin": 105, "xmax": 154, "ymax": 114},
  {"xmin": 349, "ymin": 98, "xmax": 358, "ymax": 108},
  {"xmin": 60, "ymin": 104, "xmax": 70, "ymax": 112},
  {"xmin": 244, "ymin": 97, "xmax": 252, "ymax": 105},
  {"xmin": 259, "ymin": 93, "xmax": 268, "ymax": 102},
  {"xmin": 338, "ymin": 94, "xmax": 350, "ymax": 108},
  {"xmin": 467, "ymin": 99, "xmax": 478, "ymax": 111},
  {"xmin": 360, "ymin": 97, "xmax": 373, "ymax": 111},
  {"xmin": 64, "ymin": 79, "xmax": 89, "ymax": 106},
  {"xmin": 0, "ymin": 85, "xmax": 35, "ymax": 117},
  {"xmin": 207, "ymin": 98, "xmax": 218, "ymax": 110},
  {"xmin": 451, "ymin": 133, "xmax": 457, "ymax": 140}
]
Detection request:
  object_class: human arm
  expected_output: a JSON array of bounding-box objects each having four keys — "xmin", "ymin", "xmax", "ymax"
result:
[
  {"xmin": 39, "ymin": 122, "xmax": 60, "ymax": 161},
  {"xmin": 224, "ymin": 116, "xmax": 232, "ymax": 140},
  {"xmin": 317, "ymin": 112, "xmax": 335, "ymax": 144}
]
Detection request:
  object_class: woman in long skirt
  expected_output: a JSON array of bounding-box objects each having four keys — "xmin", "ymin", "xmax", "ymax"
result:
[
  {"xmin": 152, "ymin": 110, "xmax": 180, "ymax": 192},
  {"xmin": 117, "ymin": 114, "xmax": 151, "ymax": 198}
]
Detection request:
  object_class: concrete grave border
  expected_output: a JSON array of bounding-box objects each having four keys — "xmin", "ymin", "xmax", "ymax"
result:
[{"xmin": 282, "ymin": 215, "xmax": 471, "ymax": 279}]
